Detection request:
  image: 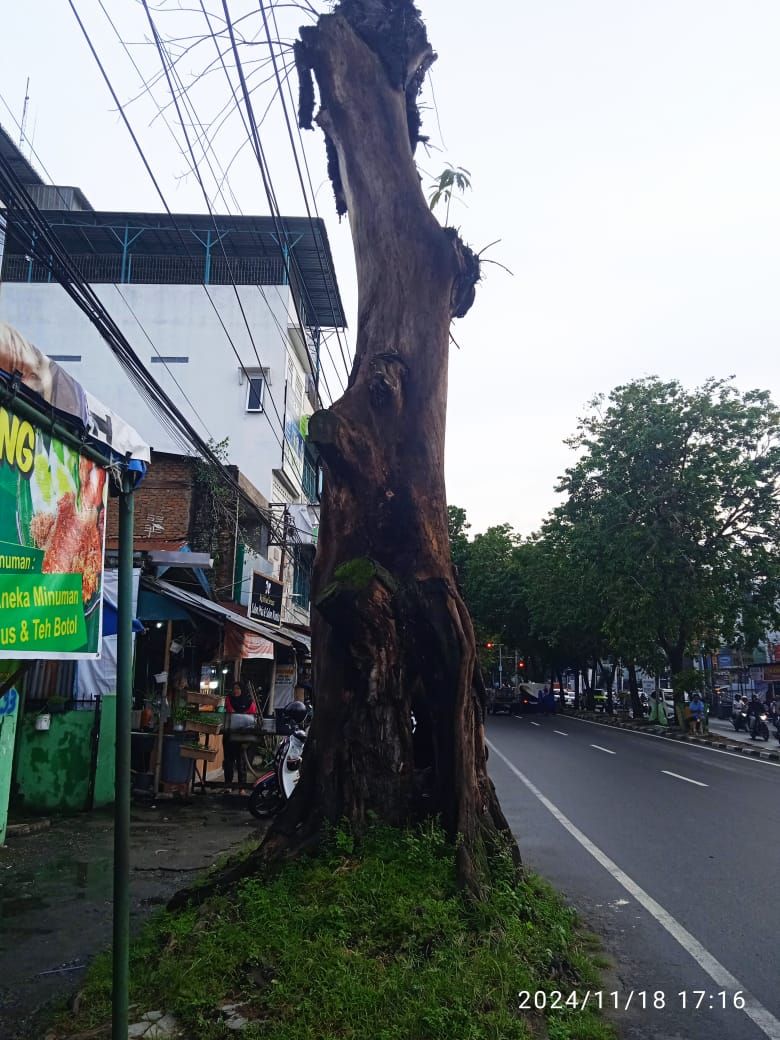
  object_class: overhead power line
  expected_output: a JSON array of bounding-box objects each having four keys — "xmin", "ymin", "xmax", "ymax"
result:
[
  {"xmin": 0, "ymin": 148, "xmax": 291, "ymax": 546},
  {"xmin": 219, "ymin": 0, "xmax": 339, "ymax": 404},
  {"xmin": 263, "ymin": 0, "xmax": 354, "ymax": 386},
  {"xmin": 67, "ymin": 0, "xmax": 291, "ymax": 454}
]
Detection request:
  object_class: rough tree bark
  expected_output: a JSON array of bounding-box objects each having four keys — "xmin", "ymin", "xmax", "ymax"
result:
[
  {"xmin": 627, "ymin": 662, "xmax": 643, "ymax": 719},
  {"xmin": 254, "ymin": 0, "xmax": 518, "ymax": 892}
]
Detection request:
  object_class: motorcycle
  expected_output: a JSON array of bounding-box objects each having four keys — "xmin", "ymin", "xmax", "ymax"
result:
[
  {"xmin": 750, "ymin": 712, "xmax": 770, "ymax": 742},
  {"xmin": 732, "ymin": 709, "xmax": 749, "ymax": 732},
  {"xmin": 248, "ymin": 701, "xmax": 309, "ymax": 819}
]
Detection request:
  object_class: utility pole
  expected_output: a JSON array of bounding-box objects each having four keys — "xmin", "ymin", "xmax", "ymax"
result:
[
  {"xmin": 278, "ymin": 505, "xmax": 289, "ymax": 620},
  {"xmin": 498, "ymin": 645, "xmax": 503, "ymax": 687}
]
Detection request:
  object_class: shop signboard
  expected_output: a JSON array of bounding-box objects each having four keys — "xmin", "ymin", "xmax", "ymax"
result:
[
  {"xmin": 249, "ymin": 572, "xmax": 283, "ymax": 627},
  {"xmin": 0, "ymin": 404, "xmax": 108, "ymax": 658}
]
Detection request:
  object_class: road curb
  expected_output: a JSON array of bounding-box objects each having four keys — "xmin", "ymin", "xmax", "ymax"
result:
[
  {"xmin": 4, "ymin": 819, "xmax": 52, "ymax": 838},
  {"xmin": 562, "ymin": 711, "xmax": 780, "ymax": 762}
]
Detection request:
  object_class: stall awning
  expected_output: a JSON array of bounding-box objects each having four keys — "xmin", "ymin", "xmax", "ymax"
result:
[
  {"xmin": 143, "ymin": 578, "xmax": 292, "ymax": 646},
  {"xmin": 137, "ymin": 588, "xmax": 193, "ymax": 623},
  {"xmin": 103, "ymin": 596, "xmax": 145, "ymax": 636},
  {"xmin": 279, "ymin": 626, "xmax": 311, "ymax": 652}
]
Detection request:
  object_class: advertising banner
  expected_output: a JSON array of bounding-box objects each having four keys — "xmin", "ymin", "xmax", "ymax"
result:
[
  {"xmin": 273, "ymin": 662, "xmax": 297, "ymax": 710},
  {"xmin": 0, "ymin": 404, "xmax": 107, "ymax": 658}
]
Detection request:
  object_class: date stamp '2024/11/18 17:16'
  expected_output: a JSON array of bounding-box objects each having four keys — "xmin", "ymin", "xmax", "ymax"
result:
[{"xmin": 518, "ymin": 990, "xmax": 747, "ymax": 1012}]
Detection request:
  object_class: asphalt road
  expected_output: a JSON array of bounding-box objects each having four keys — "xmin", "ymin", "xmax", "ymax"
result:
[{"xmin": 487, "ymin": 712, "xmax": 780, "ymax": 1040}]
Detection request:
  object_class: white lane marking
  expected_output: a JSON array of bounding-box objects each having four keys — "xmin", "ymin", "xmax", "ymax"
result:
[
  {"xmin": 512, "ymin": 715, "xmax": 525, "ymax": 720},
  {"xmin": 553, "ymin": 730, "xmax": 568, "ymax": 737},
  {"xmin": 529, "ymin": 721, "xmax": 541, "ymax": 727},
  {"xmin": 564, "ymin": 714, "xmax": 780, "ymax": 770},
  {"xmin": 590, "ymin": 744, "xmax": 616, "ymax": 755},
  {"xmin": 487, "ymin": 740, "xmax": 780, "ymax": 1040},
  {"xmin": 661, "ymin": 770, "xmax": 708, "ymax": 788}
]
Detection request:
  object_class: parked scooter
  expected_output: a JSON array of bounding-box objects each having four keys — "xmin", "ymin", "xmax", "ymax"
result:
[{"xmin": 248, "ymin": 701, "xmax": 309, "ymax": 819}]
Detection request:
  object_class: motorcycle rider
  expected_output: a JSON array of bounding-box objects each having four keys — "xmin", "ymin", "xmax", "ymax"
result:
[
  {"xmin": 689, "ymin": 692, "xmax": 706, "ymax": 734},
  {"xmin": 731, "ymin": 694, "xmax": 746, "ymax": 730},
  {"xmin": 747, "ymin": 695, "xmax": 765, "ymax": 740}
]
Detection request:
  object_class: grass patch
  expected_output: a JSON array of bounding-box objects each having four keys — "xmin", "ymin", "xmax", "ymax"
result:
[{"xmin": 52, "ymin": 823, "xmax": 614, "ymax": 1040}]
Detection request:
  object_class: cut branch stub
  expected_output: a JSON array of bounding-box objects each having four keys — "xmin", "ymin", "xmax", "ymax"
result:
[
  {"xmin": 446, "ymin": 230, "xmax": 481, "ymax": 319},
  {"xmin": 368, "ymin": 352, "xmax": 408, "ymax": 412}
]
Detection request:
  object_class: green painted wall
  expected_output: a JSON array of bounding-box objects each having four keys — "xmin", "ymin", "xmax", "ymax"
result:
[{"xmin": 13, "ymin": 698, "xmax": 116, "ymax": 813}]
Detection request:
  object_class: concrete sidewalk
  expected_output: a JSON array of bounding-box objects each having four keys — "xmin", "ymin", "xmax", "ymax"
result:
[{"xmin": 0, "ymin": 796, "xmax": 263, "ymax": 1039}]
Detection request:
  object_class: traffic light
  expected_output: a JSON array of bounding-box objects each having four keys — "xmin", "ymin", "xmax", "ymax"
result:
[
  {"xmin": 484, "ymin": 642, "xmax": 494, "ymax": 649},
  {"xmin": 517, "ymin": 659, "xmax": 526, "ymax": 670}
]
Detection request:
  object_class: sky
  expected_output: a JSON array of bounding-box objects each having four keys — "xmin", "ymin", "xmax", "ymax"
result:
[{"xmin": 2, "ymin": 1, "xmax": 779, "ymax": 536}]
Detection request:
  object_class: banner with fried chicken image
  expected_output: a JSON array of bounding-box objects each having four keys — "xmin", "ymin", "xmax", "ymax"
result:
[{"xmin": 0, "ymin": 405, "xmax": 107, "ymax": 658}]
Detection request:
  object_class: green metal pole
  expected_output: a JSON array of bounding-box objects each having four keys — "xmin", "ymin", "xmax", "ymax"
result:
[{"xmin": 113, "ymin": 472, "xmax": 134, "ymax": 1040}]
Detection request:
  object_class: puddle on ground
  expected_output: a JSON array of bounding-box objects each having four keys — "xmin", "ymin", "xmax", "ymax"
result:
[{"xmin": 0, "ymin": 856, "xmax": 112, "ymax": 931}]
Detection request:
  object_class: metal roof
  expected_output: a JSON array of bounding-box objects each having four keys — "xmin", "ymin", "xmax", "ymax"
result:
[
  {"xmin": 5, "ymin": 208, "xmax": 346, "ymax": 329},
  {"xmin": 0, "ymin": 122, "xmax": 43, "ymax": 187},
  {"xmin": 145, "ymin": 578, "xmax": 293, "ymax": 646}
]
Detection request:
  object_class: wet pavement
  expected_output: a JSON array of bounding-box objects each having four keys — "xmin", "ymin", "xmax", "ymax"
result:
[{"xmin": 0, "ymin": 796, "xmax": 262, "ymax": 1039}]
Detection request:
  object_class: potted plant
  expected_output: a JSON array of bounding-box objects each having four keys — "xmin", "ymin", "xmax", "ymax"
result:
[{"xmin": 172, "ymin": 704, "xmax": 190, "ymax": 732}]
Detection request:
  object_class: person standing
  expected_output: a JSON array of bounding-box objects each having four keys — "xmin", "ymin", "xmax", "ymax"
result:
[{"xmin": 223, "ymin": 681, "xmax": 257, "ymax": 792}]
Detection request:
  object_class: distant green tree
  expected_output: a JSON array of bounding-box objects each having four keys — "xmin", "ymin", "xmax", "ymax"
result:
[
  {"xmin": 447, "ymin": 505, "xmax": 471, "ymax": 580},
  {"xmin": 558, "ymin": 376, "xmax": 780, "ymax": 723}
]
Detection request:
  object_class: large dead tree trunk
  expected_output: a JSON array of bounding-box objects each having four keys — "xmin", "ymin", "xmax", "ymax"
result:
[{"xmin": 259, "ymin": 1, "xmax": 517, "ymax": 891}]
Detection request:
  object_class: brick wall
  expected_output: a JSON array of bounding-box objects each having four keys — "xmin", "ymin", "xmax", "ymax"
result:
[
  {"xmin": 106, "ymin": 452, "xmax": 195, "ymax": 548},
  {"xmin": 106, "ymin": 451, "xmax": 269, "ymax": 607}
]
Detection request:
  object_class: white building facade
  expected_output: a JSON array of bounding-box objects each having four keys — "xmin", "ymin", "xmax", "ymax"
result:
[{"xmin": 0, "ymin": 206, "xmax": 345, "ymax": 626}]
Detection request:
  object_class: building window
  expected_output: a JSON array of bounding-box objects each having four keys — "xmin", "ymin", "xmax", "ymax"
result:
[
  {"xmin": 150, "ymin": 356, "xmax": 189, "ymax": 364},
  {"xmin": 47, "ymin": 354, "xmax": 82, "ymax": 362},
  {"xmin": 246, "ymin": 374, "xmax": 265, "ymax": 412},
  {"xmin": 292, "ymin": 548, "xmax": 312, "ymax": 609},
  {"xmin": 302, "ymin": 453, "xmax": 318, "ymax": 503}
]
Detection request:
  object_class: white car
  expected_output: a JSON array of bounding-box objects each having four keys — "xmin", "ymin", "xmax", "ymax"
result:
[{"xmin": 660, "ymin": 690, "xmax": 689, "ymax": 720}]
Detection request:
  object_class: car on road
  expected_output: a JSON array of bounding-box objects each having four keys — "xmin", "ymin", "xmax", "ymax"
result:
[{"xmin": 515, "ymin": 684, "xmax": 541, "ymax": 714}]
